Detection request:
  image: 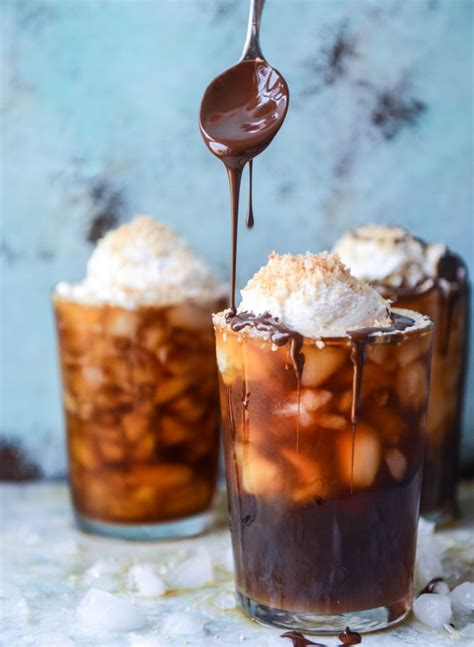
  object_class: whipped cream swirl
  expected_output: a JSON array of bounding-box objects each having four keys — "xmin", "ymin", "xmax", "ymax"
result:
[
  {"xmin": 56, "ymin": 215, "xmax": 221, "ymax": 307},
  {"xmin": 238, "ymin": 252, "xmax": 392, "ymax": 338},
  {"xmin": 333, "ymin": 225, "xmax": 446, "ymax": 289}
]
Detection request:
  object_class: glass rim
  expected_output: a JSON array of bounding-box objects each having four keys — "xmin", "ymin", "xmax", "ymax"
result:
[{"xmin": 213, "ymin": 306, "xmax": 434, "ymax": 347}]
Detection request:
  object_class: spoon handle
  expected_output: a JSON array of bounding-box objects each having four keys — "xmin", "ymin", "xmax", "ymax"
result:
[{"xmin": 241, "ymin": 0, "xmax": 265, "ymax": 60}]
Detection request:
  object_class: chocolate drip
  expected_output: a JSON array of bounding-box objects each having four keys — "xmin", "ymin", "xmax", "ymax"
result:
[
  {"xmin": 338, "ymin": 627, "xmax": 362, "ymax": 645},
  {"xmin": 246, "ymin": 160, "xmax": 254, "ymax": 229},
  {"xmin": 418, "ymin": 577, "xmax": 445, "ymax": 595},
  {"xmin": 200, "ymin": 59, "xmax": 289, "ymax": 313},
  {"xmin": 280, "ymin": 632, "xmax": 326, "ymax": 647},
  {"xmin": 226, "ymin": 165, "xmax": 243, "ymax": 314},
  {"xmin": 281, "ymin": 627, "xmax": 362, "ymax": 646},
  {"xmin": 377, "ymin": 252, "xmax": 468, "ymax": 356},
  {"xmin": 226, "ymin": 310, "xmax": 305, "ymax": 383}
]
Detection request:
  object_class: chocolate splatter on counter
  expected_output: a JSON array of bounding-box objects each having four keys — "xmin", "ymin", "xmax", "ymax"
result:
[{"xmin": 281, "ymin": 627, "xmax": 362, "ymax": 646}]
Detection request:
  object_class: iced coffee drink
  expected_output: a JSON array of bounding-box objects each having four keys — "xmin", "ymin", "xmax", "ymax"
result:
[
  {"xmin": 214, "ymin": 252, "xmax": 433, "ymax": 633},
  {"xmin": 334, "ymin": 226, "xmax": 469, "ymax": 524},
  {"xmin": 54, "ymin": 216, "xmax": 224, "ymax": 539}
]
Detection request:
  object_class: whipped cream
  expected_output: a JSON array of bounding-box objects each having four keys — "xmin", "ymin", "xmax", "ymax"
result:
[
  {"xmin": 333, "ymin": 225, "xmax": 446, "ymax": 289},
  {"xmin": 56, "ymin": 215, "xmax": 221, "ymax": 307},
  {"xmin": 237, "ymin": 252, "xmax": 392, "ymax": 338}
]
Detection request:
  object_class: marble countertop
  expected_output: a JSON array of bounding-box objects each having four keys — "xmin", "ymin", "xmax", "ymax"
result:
[{"xmin": 1, "ymin": 482, "xmax": 473, "ymax": 647}]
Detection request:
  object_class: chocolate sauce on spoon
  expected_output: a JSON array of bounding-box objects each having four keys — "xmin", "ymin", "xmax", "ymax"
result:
[{"xmin": 199, "ymin": 0, "xmax": 289, "ymax": 313}]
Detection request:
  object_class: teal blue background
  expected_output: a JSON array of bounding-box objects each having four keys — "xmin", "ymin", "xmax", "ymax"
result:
[{"xmin": 1, "ymin": 0, "xmax": 473, "ymax": 475}]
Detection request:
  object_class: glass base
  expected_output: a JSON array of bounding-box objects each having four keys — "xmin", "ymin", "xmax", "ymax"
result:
[
  {"xmin": 237, "ymin": 592, "xmax": 411, "ymax": 634},
  {"xmin": 75, "ymin": 510, "xmax": 213, "ymax": 541}
]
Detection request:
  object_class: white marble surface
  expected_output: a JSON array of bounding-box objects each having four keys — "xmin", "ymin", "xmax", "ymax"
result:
[{"xmin": 1, "ymin": 482, "xmax": 473, "ymax": 647}]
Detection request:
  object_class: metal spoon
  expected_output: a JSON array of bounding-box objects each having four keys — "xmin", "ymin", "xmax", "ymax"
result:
[{"xmin": 199, "ymin": 0, "xmax": 289, "ymax": 163}]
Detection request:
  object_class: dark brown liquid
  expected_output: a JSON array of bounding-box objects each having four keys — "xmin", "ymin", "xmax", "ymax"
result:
[
  {"xmin": 200, "ymin": 58, "xmax": 289, "ymax": 312},
  {"xmin": 227, "ymin": 310, "xmax": 415, "ymax": 493},
  {"xmin": 217, "ymin": 318, "xmax": 431, "ymax": 615}
]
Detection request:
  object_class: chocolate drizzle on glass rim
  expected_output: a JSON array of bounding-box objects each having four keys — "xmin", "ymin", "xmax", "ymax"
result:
[
  {"xmin": 375, "ymin": 250, "xmax": 468, "ymax": 356},
  {"xmin": 225, "ymin": 307, "xmax": 429, "ymax": 491}
]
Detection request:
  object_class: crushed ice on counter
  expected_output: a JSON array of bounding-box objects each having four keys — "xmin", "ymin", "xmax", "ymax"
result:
[
  {"xmin": 162, "ymin": 610, "xmax": 205, "ymax": 636},
  {"xmin": 430, "ymin": 580, "xmax": 450, "ymax": 595},
  {"xmin": 415, "ymin": 518, "xmax": 443, "ymax": 586},
  {"xmin": 0, "ymin": 594, "xmax": 30, "ymax": 622},
  {"xmin": 222, "ymin": 545, "xmax": 234, "ymax": 572},
  {"xmin": 34, "ymin": 633, "xmax": 75, "ymax": 647},
  {"xmin": 81, "ymin": 558, "xmax": 122, "ymax": 592},
  {"xmin": 84, "ymin": 558, "xmax": 122, "ymax": 577},
  {"xmin": 413, "ymin": 593, "xmax": 452, "ymax": 628},
  {"xmin": 212, "ymin": 590, "xmax": 237, "ymax": 610},
  {"xmin": 460, "ymin": 623, "xmax": 474, "ymax": 638},
  {"xmin": 127, "ymin": 564, "xmax": 167, "ymax": 597},
  {"xmin": 450, "ymin": 582, "xmax": 474, "ymax": 613},
  {"xmin": 53, "ymin": 538, "xmax": 80, "ymax": 559},
  {"xmin": 129, "ymin": 635, "xmax": 166, "ymax": 647},
  {"xmin": 77, "ymin": 588, "xmax": 146, "ymax": 632},
  {"xmin": 166, "ymin": 548, "xmax": 214, "ymax": 589}
]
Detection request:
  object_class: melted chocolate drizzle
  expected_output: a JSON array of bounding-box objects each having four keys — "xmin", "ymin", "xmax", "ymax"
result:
[
  {"xmin": 280, "ymin": 632, "xmax": 326, "ymax": 647},
  {"xmin": 377, "ymin": 251, "xmax": 468, "ymax": 356},
  {"xmin": 346, "ymin": 312, "xmax": 415, "ymax": 491},
  {"xmin": 418, "ymin": 577, "xmax": 445, "ymax": 596},
  {"xmin": 200, "ymin": 58, "xmax": 289, "ymax": 313},
  {"xmin": 281, "ymin": 627, "xmax": 362, "ymax": 647},
  {"xmin": 246, "ymin": 160, "xmax": 255, "ymax": 229},
  {"xmin": 338, "ymin": 627, "xmax": 362, "ymax": 645},
  {"xmin": 226, "ymin": 310, "xmax": 305, "ymax": 382}
]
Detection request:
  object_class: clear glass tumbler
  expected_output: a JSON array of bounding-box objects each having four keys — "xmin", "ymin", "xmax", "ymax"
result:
[
  {"xmin": 54, "ymin": 294, "xmax": 223, "ymax": 539},
  {"xmin": 373, "ymin": 256, "xmax": 469, "ymax": 524},
  {"xmin": 214, "ymin": 310, "xmax": 433, "ymax": 633}
]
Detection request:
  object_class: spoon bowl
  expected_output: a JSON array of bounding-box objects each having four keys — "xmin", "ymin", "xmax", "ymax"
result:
[{"xmin": 200, "ymin": 58, "xmax": 289, "ymax": 162}]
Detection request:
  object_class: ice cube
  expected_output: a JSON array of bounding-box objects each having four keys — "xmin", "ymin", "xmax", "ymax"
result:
[
  {"xmin": 82, "ymin": 559, "xmax": 121, "ymax": 592},
  {"xmin": 212, "ymin": 591, "xmax": 236, "ymax": 609},
  {"xmin": 431, "ymin": 580, "xmax": 450, "ymax": 595},
  {"xmin": 239, "ymin": 446, "xmax": 285, "ymax": 497},
  {"xmin": 84, "ymin": 558, "xmax": 121, "ymax": 578},
  {"xmin": 396, "ymin": 360, "xmax": 428, "ymax": 409},
  {"xmin": 77, "ymin": 588, "xmax": 146, "ymax": 631},
  {"xmin": 300, "ymin": 389, "xmax": 332, "ymax": 411},
  {"xmin": 450, "ymin": 582, "xmax": 474, "ymax": 613},
  {"xmin": 301, "ymin": 347, "xmax": 346, "ymax": 388},
  {"xmin": 127, "ymin": 564, "xmax": 167, "ymax": 598},
  {"xmin": 385, "ymin": 448, "xmax": 407, "ymax": 481},
  {"xmin": 162, "ymin": 610, "xmax": 205, "ymax": 636},
  {"xmin": 338, "ymin": 424, "xmax": 381, "ymax": 488},
  {"xmin": 413, "ymin": 593, "xmax": 452, "ymax": 628},
  {"xmin": 166, "ymin": 548, "xmax": 214, "ymax": 589},
  {"xmin": 416, "ymin": 537, "xmax": 443, "ymax": 586}
]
